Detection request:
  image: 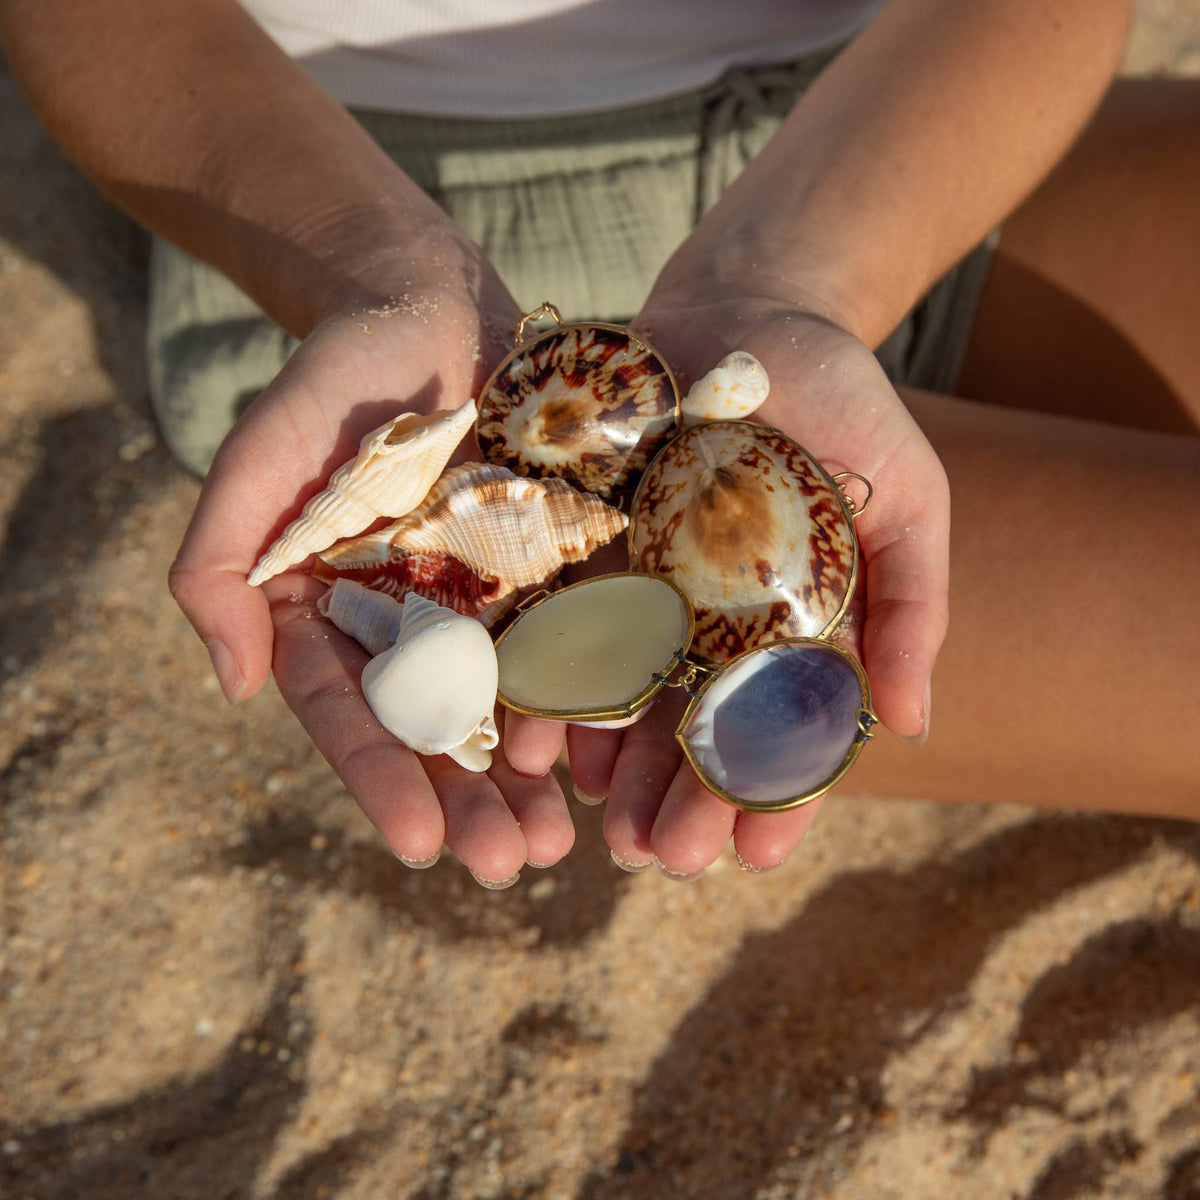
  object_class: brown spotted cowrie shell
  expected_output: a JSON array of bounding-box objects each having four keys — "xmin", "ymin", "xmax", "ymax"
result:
[
  {"xmin": 476, "ymin": 322, "xmax": 679, "ymax": 504},
  {"xmin": 628, "ymin": 420, "xmax": 858, "ymax": 664}
]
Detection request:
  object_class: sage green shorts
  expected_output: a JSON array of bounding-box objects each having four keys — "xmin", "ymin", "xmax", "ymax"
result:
[{"xmin": 148, "ymin": 49, "xmax": 994, "ymax": 476}]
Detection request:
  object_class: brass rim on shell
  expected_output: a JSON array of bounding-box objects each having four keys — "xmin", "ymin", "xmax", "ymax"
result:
[
  {"xmin": 492, "ymin": 571, "xmax": 877, "ymax": 812},
  {"xmin": 673, "ymin": 636, "xmax": 876, "ymax": 813},
  {"xmin": 492, "ymin": 572, "xmax": 696, "ymax": 724},
  {"xmin": 626, "ymin": 418, "xmax": 863, "ymax": 662},
  {"xmin": 474, "ymin": 304, "xmax": 682, "ymax": 502}
]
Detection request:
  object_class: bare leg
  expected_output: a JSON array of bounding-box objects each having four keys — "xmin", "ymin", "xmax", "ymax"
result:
[
  {"xmin": 957, "ymin": 78, "xmax": 1200, "ymax": 434},
  {"xmin": 851, "ymin": 390, "xmax": 1200, "ymax": 818},
  {"xmin": 850, "ymin": 77, "xmax": 1200, "ymax": 819}
]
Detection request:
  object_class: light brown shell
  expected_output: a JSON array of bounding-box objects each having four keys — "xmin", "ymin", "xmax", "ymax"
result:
[
  {"xmin": 247, "ymin": 399, "xmax": 476, "ymax": 587},
  {"xmin": 680, "ymin": 351, "xmax": 770, "ymax": 426},
  {"xmin": 628, "ymin": 420, "xmax": 857, "ymax": 663},
  {"xmin": 315, "ymin": 462, "xmax": 629, "ymax": 627},
  {"xmin": 475, "ymin": 323, "xmax": 678, "ymax": 503}
]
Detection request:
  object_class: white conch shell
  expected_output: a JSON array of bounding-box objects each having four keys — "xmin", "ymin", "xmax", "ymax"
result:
[
  {"xmin": 317, "ymin": 579, "xmax": 407, "ymax": 657},
  {"xmin": 680, "ymin": 351, "xmax": 769, "ymax": 426},
  {"xmin": 248, "ymin": 399, "xmax": 477, "ymax": 587},
  {"xmin": 360, "ymin": 594, "xmax": 500, "ymax": 772},
  {"xmin": 316, "ymin": 462, "xmax": 629, "ymax": 627}
]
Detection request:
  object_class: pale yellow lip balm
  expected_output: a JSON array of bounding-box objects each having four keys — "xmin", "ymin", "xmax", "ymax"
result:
[{"xmin": 495, "ymin": 574, "xmax": 691, "ymax": 720}]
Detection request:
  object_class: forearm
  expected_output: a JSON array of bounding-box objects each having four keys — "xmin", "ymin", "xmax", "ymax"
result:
[
  {"xmin": 0, "ymin": 0, "xmax": 472, "ymax": 336},
  {"xmin": 675, "ymin": 0, "xmax": 1133, "ymax": 345}
]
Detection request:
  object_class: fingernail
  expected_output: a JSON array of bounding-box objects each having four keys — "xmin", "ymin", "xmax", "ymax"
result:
[
  {"xmin": 572, "ymin": 784, "xmax": 606, "ymax": 807},
  {"xmin": 397, "ymin": 850, "xmax": 441, "ymax": 870},
  {"xmin": 205, "ymin": 639, "xmax": 246, "ymax": 704},
  {"xmin": 653, "ymin": 856, "xmax": 705, "ymax": 883},
  {"xmin": 525, "ymin": 859, "xmax": 554, "ymax": 869},
  {"xmin": 900, "ymin": 677, "xmax": 931, "ymax": 747},
  {"xmin": 610, "ymin": 849, "xmax": 653, "ymax": 874},
  {"xmin": 469, "ymin": 869, "xmax": 521, "ymax": 890},
  {"xmin": 735, "ymin": 851, "xmax": 782, "ymax": 875}
]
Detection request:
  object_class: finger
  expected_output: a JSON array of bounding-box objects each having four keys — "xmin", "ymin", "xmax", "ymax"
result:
[
  {"xmin": 731, "ymin": 796, "xmax": 827, "ymax": 873},
  {"xmin": 266, "ymin": 575, "xmax": 447, "ymax": 863},
  {"xmin": 502, "ymin": 711, "xmax": 566, "ymax": 778},
  {"xmin": 489, "ymin": 726, "xmax": 576, "ymax": 868},
  {"xmin": 857, "ymin": 440, "xmax": 951, "ymax": 740},
  {"xmin": 423, "ymin": 756, "xmax": 530, "ymax": 888},
  {"xmin": 602, "ymin": 696, "xmax": 686, "ymax": 870},
  {"xmin": 168, "ymin": 381, "xmax": 340, "ymax": 703},
  {"xmin": 648, "ymin": 767, "xmax": 737, "ymax": 880},
  {"xmin": 565, "ymin": 724, "xmax": 623, "ymax": 806}
]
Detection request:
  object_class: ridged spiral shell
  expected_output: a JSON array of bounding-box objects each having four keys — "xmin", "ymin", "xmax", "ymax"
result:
[
  {"xmin": 315, "ymin": 462, "xmax": 628, "ymax": 627},
  {"xmin": 248, "ymin": 399, "xmax": 476, "ymax": 586}
]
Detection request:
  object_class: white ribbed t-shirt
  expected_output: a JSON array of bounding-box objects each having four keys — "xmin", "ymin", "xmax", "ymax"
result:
[{"xmin": 241, "ymin": 0, "xmax": 878, "ymax": 117}]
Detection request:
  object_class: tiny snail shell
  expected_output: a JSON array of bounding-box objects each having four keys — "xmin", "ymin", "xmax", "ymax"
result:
[{"xmin": 680, "ymin": 351, "xmax": 770, "ymax": 427}]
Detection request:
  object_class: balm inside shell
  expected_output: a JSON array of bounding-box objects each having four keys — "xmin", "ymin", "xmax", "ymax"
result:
[
  {"xmin": 629, "ymin": 420, "xmax": 857, "ymax": 663},
  {"xmin": 495, "ymin": 574, "xmax": 692, "ymax": 727},
  {"xmin": 360, "ymin": 594, "xmax": 499, "ymax": 772},
  {"xmin": 476, "ymin": 323, "xmax": 678, "ymax": 503}
]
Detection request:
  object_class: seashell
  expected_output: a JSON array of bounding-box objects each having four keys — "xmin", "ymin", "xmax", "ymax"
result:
[
  {"xmin": 360, "ymin": 594, "xmax": 500, "ymax": 772},
  {"xmin": 629, "ymin": 420, "xmax": 857, "ymax": 663},
  {"xmin": 315, "ymin": 462, "xmax": 628, "ymax": 627},
  {"xmin": 247, "ymin": 399, "xmax": 476, "ymax": 587},
  {"xmin": 680, "ymin": 351, "xmax": 770, "ymax": 426},
  {"xmin": 476, "ymin": 322, "xmax": 678, "ymax": 503},
  {"xmin": 495, "ymin": 573, "xmax": 692, "ymax": 726},
  {"xmin": 317, "ymin": 578, "xmax": 407, "ymax": 658},
  {"xmin": 678, "ymin": 640, "xmax": 871, "ymax": 809}
]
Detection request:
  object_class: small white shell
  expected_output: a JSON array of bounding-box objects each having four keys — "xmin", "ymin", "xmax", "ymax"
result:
[
  {"xmin": 360, "ymin": 594, "xmax": 499, "ymax": 772},
  {"xmin": 317, "ymin": 579, "xmax": 406, "ymax": 657},
  {"xmin": 248, "ymin": 399, "xmax": 476, "ymax": 587},
  {"xmin": 680, "ymin": 352, "xmax": 769, "ymax": 426}
]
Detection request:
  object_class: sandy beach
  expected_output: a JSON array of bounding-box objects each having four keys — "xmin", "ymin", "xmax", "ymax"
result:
[{"xmin": 2, "ymin": 6, "xmax": 1199, "ymax": 1197}]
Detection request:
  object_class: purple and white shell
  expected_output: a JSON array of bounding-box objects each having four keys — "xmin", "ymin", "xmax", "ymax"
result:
[
  {"xmin": 476, "ymin": 322, "xmax": 679, "ymax": 504},
  {"xmin": 628, "ymin": 420, "xmax": 858, "ymax": 664}
]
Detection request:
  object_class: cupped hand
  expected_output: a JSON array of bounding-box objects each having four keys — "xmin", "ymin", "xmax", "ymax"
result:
[
  {"xmin": 560, "ymin": 286, "xmax": 950, "ymax": 877},
  {"xmin": 168, "ymin": 251, "xmax": 573, "ymax": 885}
]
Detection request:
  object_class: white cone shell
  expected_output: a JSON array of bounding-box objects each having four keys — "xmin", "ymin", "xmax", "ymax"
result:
[
  {"xmin": 248, "ymin": 399, "xmax": 476, "ymax": 586},
  {"xmin": 361, "ymin": 594, "xmax": 499, "ymax": 772},
  {"xmin": 680, "ymin": 352, "xmax": 770, "ymax": 426}
]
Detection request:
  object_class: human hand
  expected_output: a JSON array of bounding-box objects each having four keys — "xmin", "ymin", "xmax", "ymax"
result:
[
  {"xmin": 562, "ymin": 286, "xmax": 949, "ymax": 876},
  {"xmin": 168, "ymin": 244, "xmax": 574, "ymax": 887}
]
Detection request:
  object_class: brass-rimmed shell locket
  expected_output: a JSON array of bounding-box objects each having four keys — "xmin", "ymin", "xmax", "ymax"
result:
[
  {"xmin": 630, "ymin": 418, "xmax": 869, "ymax": 663},
  {"xmin": 476, "ymin": 302, "xmax": 680, "ymax": 505},
  {"xmin": 493, "ymin": 574, "xmax": 877, "ymax": 813}
]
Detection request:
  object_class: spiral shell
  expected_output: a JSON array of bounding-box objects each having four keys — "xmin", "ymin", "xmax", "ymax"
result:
[
  {"xmin": 629, "ymin": 420, "xmax": 857, "ymax": 663},
  {"xmin": 317, "ymin": 579, "xmax": 407, "ymax": 658},
  {"xmin": 680, "ymin": 351, "xmax": 770, "ymax": 426},
  {"xmin": 476, "ymin": 323, "xmax": 678, "ymax": 503},
  {"xmin": 247, "ymin": 399, "xmax": 476, "ymax": 587},
  {"xmin": 315, "ymin": 462, "xmax": 629, "ymax": 627},
  {"xmin": 359, "ymin": 594, "xmax": 499, "ymax": 772}
]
